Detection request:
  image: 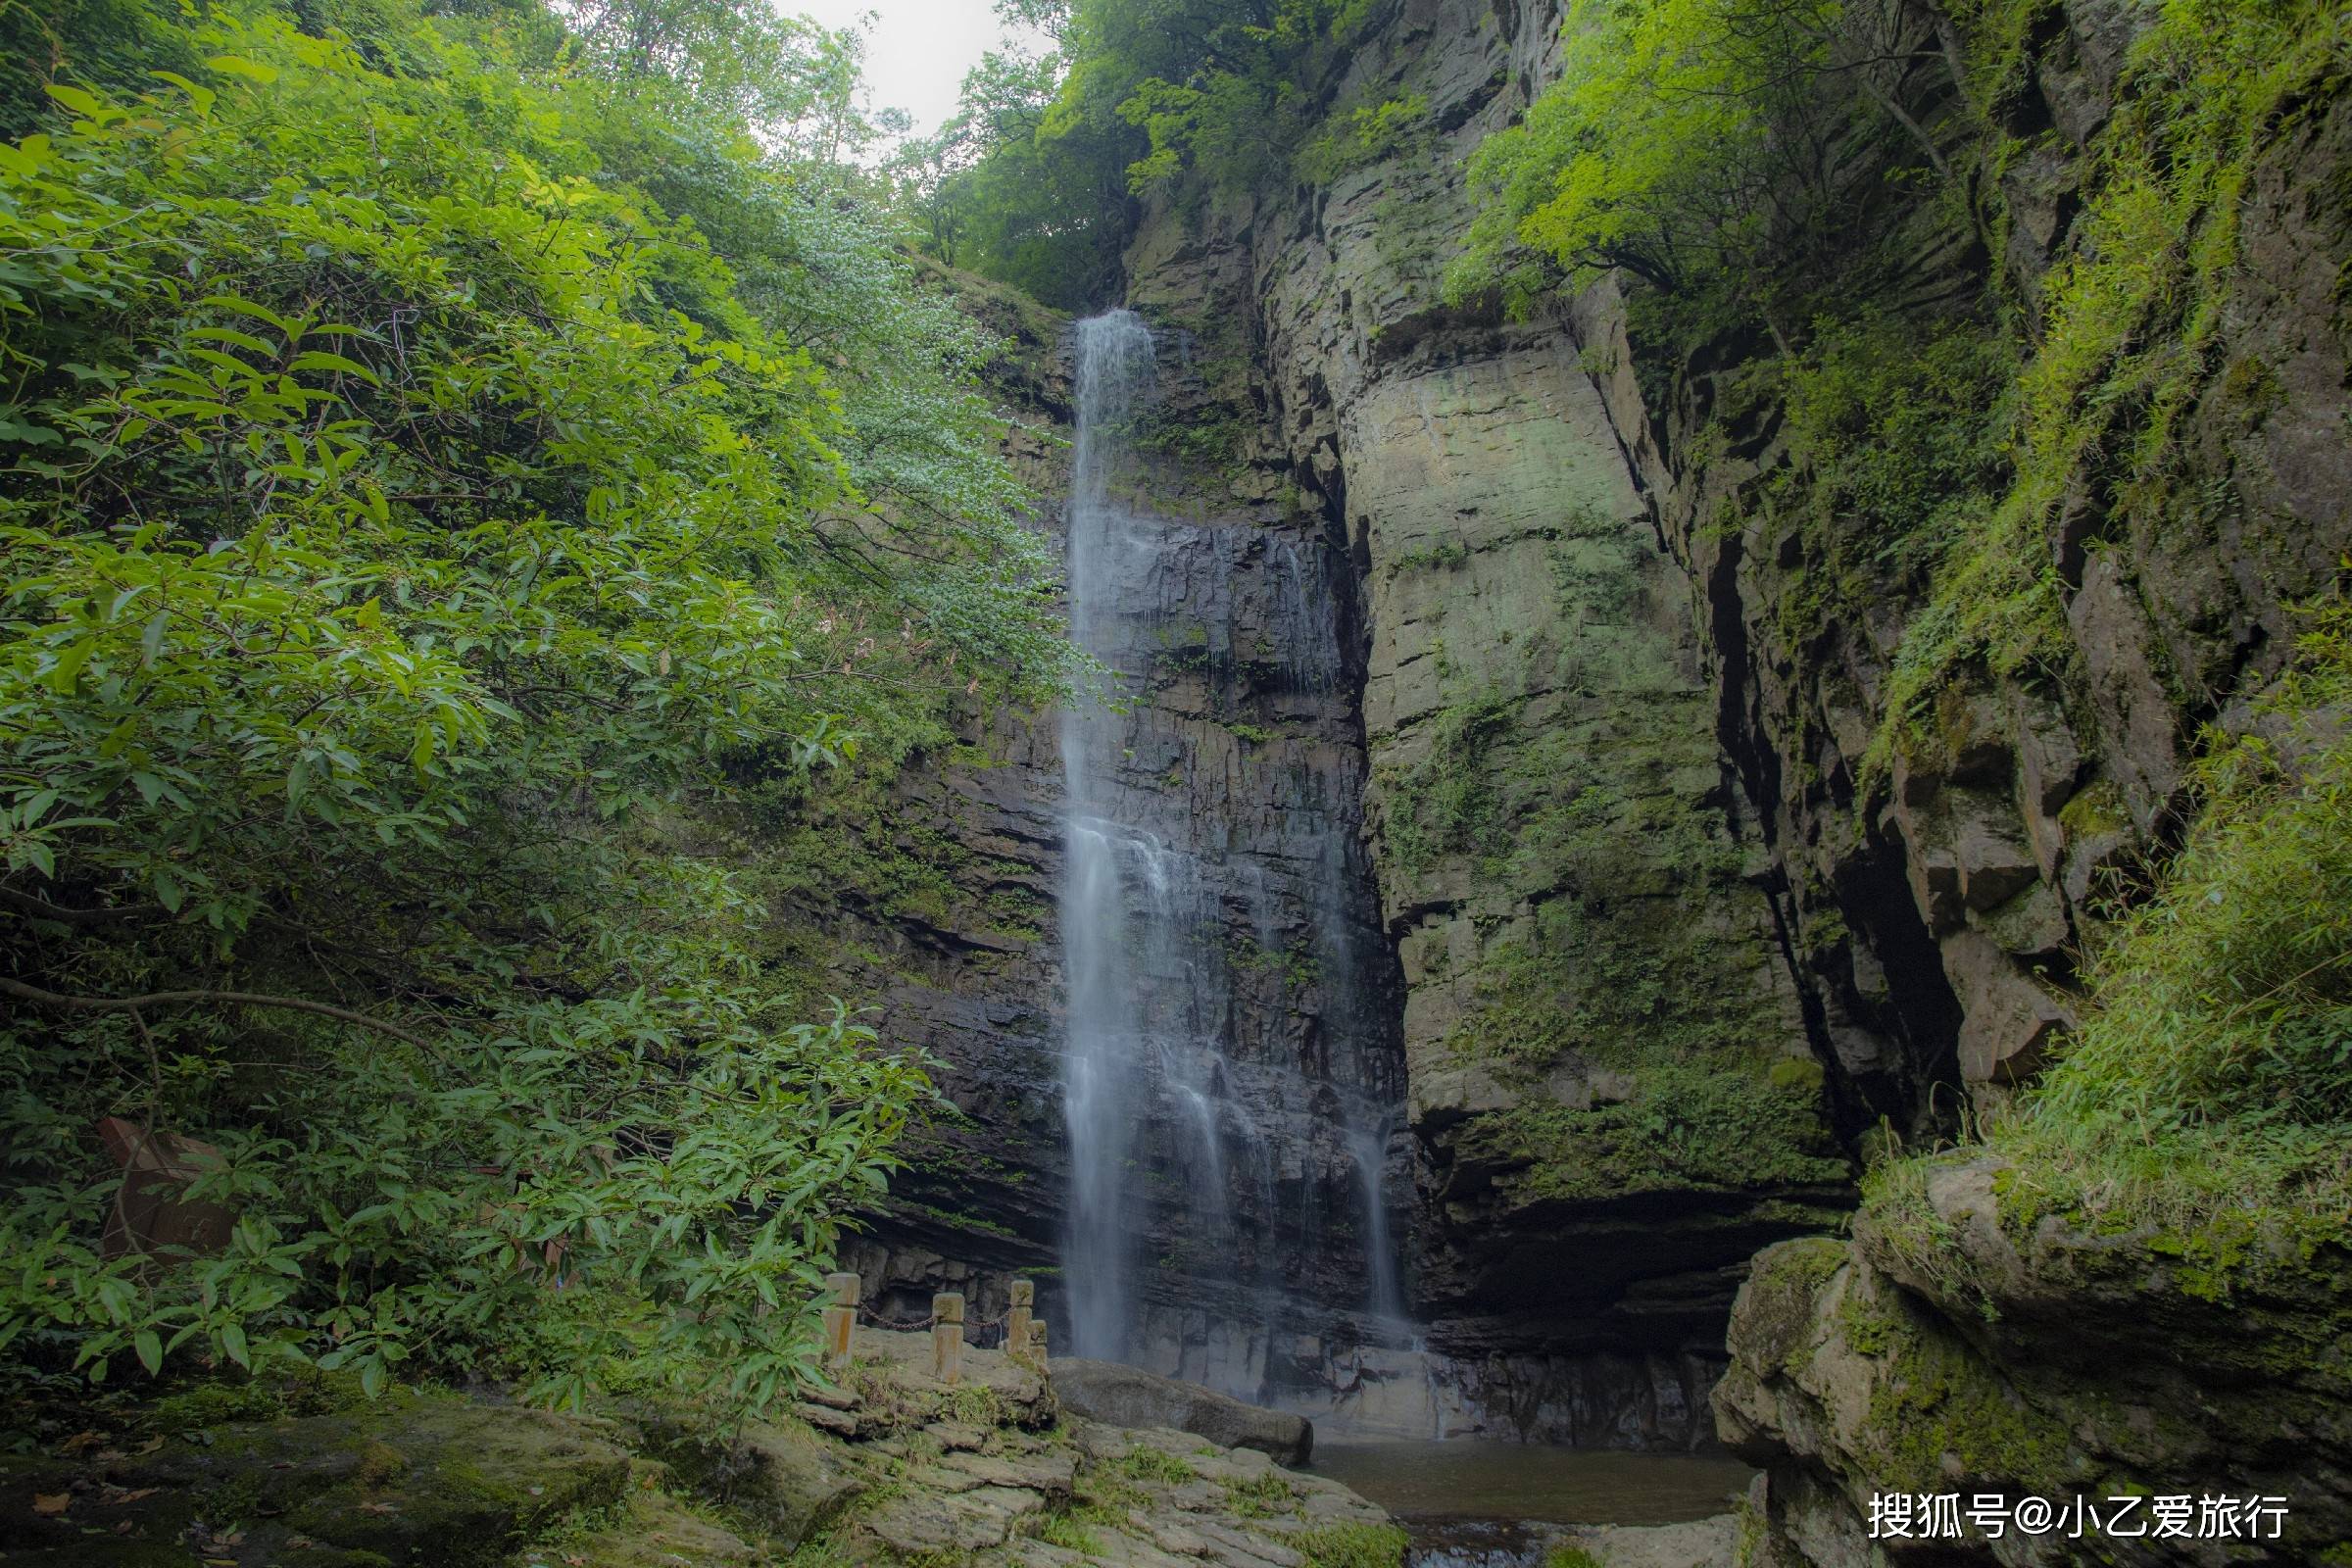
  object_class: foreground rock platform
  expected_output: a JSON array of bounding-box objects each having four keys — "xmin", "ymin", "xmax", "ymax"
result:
[{"xmin": 0, "ymin": 1328, "xmax": 1400, "ymax": 1568}]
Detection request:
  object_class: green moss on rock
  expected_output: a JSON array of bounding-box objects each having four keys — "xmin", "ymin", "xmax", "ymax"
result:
[
  {"xmin": 1459, "ymin": 1046, "xmax": 1850, "ymax": 1204},
  {"xmin": 5, "ymin": 1394, "xmax": 632, "ymax": 1568},
  {"xmin": 1736, "ymin": 1238, "xmax": 1846, "ymax": 1375},
  {"xmin": 1861, "ymin": 1327, "xmax": 2076, "ymax": 1494},
  {"xmin": 531, "ymin": 1488, "xmax": 762, "ymax": 1568}
]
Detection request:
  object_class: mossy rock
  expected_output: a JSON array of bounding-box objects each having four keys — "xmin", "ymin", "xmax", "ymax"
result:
[
  {"xmin": 1859, "ymin": 1325, "xmax": 2079, "ymax": 1495},
  {"xmin": 137, "ymin": 1369, "xmax": 376, "ymax": 1438},
  {"xmin": 1292, "ymin": 1519, "xmax": 1410, "ymax": 1567},
  {"xmin": 5, "ymin": 1393, "xmax": 632, "ymax": 1568},
  {"xmin": 628, "ymin": 1406, "xmax": 865, "ymax": 1548},
  {"xmin": 519, "ymin": 1488, "xmax": 762, "ymax": 1568},
  {"xmin": 1729, "ymin": 1237, "xmax": 1847, "ymax": 1374}
]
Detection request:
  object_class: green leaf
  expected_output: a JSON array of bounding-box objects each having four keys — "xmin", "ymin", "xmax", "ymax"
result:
[
  {"xmin": 0, "ymin": 418, "xmax": 65, "ymax": 447},
  {"xmin": 151, "ymin": 71, "xmax": 218, "ymax": 116},
  {"xmin": 188, "ymin": 324, "xmax": 279, "ymax": 356},
  {"xmin": 43, "ymin": 82, "xmax": 106, "ymax": 118},
  {"xmin": 205, "ymin": 55, "xmax": 280, "ymax": 84},
  {"xmin": 0, "ymin": 138, "xmax": 51, "ymax": 178},
  {"xmin": 287, "ymin": 351, "xmax": 381, "ymax": 387},
  {"xmin": 46, "ymin": 638, "xmax": 95, "ymax": 692},
  {"xmin": 134, "ymin": 1329, "xmax": 164, "ymax": 1376}
]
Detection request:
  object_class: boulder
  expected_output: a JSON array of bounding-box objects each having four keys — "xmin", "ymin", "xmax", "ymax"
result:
[
  {"xmin": 1050, "ymin": 1360, "xmax": 1313, "ymax": 1465},
  {"xmin": 1938, "ymin": 929, "xmax": 2073, "ymax": 1086},
  {"xmin": 1556, "ymin": 1513, "xmax": 1740, "ymax": 1568},
  {"xmin": 1, "ymin": 1394, "xmax": 634, "ymax": 1568},
  {"xmin": 631, "ymin": 1406, "xmax": 864, "ymax": 1547},
  {"xmin": 865, "ymin": 1482, "xmax": 1048, "ymax": 1555}
]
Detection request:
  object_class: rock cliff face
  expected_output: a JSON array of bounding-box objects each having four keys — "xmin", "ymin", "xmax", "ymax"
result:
[
  {"xmin": 1568, "ymin": 16, "xmax": 2352, "ymax": 1146},
  {"xmin": 1119, "ymin": 0, "xmax": 1854, "ymax": 1444},
  {"xmin": 838, "ymin": 0, "xmax": 2352, "ymax": 1505},
  {"xmin": 1105, "ymin": 0, "xmax": 2352, "ymax": 1489},
  {"xmin": 1674, "ymin": 5, "xmax": 2352, "ymax": 1554}
]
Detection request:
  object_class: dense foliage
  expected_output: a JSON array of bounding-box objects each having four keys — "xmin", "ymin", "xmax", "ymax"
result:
[
  {"xmin": 0, "ymin": 0, "xmax": 1076, "ymax": 1413},
  {"xmin": 1453, "ymin": 0, "xmax": 1952, "ymax": 316},
  {"xmin": 895, "ymin": 0, "xmax": 1379, "ymax": 308}
]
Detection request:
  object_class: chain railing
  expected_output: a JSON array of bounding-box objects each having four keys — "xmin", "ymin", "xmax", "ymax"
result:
[{"xmin": 821, "ymin": 1272, "xmax": 1046, "ymax": 1386}]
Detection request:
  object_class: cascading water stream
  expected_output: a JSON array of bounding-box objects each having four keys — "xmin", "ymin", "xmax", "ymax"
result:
[
  {"xmin": 1056, "ymin": 309, "xmax": 1408, "ymax": 1386},
  {"xmin": 1058, "ymin": 309, "xmax": 1171, "ymax": 1360}
]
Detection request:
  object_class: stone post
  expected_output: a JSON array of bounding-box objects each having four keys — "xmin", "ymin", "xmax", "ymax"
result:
[
  {"xmin": 1028, "ymin": 1319, "xmax": 1049, "ymax": 1372},
  {"xmin": 932, "ymin": 1292, "xmax": 965, "ymax": 1386},
  {"xmin": 821, "ymin": 1271, "xmax": 859, "ymax": 1369},
  {"xmin": 1004, "ymin": 1279, "xmax": 1034, "ymax": 1369}
]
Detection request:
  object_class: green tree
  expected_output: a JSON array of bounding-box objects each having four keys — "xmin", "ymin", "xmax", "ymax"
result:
[
  {"xmin": 907, "ymin": 19, "xmax": 1138, "ymax": 308},
  {"xmin": 0, "ymin": 0, "xmax": 1075, "ymax": 1412},
  {"xmin": 909, "ymin": 0, "xmax": 1378, "ymax": 305},
  {"xmin": 1451, "ymin": 0, "xmax": 1956, "ymax": 319}
]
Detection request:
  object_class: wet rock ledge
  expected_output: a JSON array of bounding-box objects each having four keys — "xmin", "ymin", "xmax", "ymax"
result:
[{"xmin": 0, "ymin": 1330, "xmax": 1402, "ymax": 1568}]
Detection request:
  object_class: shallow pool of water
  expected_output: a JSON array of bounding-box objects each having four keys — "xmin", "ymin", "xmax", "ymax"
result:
[{"xmin": 1306, "ymin": 1443, "xmax": 1754, "ymax": 1567}]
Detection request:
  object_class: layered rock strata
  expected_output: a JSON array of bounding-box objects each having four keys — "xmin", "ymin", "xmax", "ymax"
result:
[{"xmin": 1118, "ymin": 0, "xmax": 1852, "ymax": 1443}]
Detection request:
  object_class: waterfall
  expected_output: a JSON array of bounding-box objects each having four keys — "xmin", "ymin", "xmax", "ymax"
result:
[
  {"xmin": 1056, "ymin": 309, "xmax": 1407, "ymax": 1387},
  {"xmin": 1058, "ymin": 310, "xmax": 1185, "ymax": 1360}
]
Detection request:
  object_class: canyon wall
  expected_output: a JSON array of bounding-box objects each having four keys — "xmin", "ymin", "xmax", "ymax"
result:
[
  {"xmin": 1113, "ymin": 0, "xmax": 2352, "ymax": 1541},
  {"xmin": 1121, "ymin": 0, "xmax": 1858, "ymax": 1444},
  {"xmin": 832, "ymin": 0, "xmax": 2352, "ymax": 1536}
]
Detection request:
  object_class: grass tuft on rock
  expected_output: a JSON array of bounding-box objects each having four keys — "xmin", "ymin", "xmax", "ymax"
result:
[
  {"xmin": 1868, "ymin": 597, "xmax": 2352, "ymax": 1293},
  {"xmin": 1297, "ymin": 1521, "xmax": 1412, "ymax": 1568}
]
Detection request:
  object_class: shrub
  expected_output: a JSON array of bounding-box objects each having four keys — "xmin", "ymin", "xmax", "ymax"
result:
[{"xmin": 1868, "ymin": 597, "xmax": 2352, "ymax": 1285}]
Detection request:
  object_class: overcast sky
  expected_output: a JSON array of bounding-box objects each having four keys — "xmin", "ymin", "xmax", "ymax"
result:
[{"xmin": 791, "ymin": 1, "xmax": 1047, "ymax": 140}]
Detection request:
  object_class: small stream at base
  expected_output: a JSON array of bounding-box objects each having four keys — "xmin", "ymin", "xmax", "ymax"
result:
[{"xmin": 1307, "ymin": 1443, "xmax": 1755, "ymax": 1567}]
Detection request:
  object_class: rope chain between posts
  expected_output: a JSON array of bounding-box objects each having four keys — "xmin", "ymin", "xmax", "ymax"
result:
[
  {"xmin": 851, "ymin": 1299, "xmax": 1032, "ymax": 1348},
  {"xmin": 857, "ymin": 1305, "xmax": 938, "ymax": 1331}
]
